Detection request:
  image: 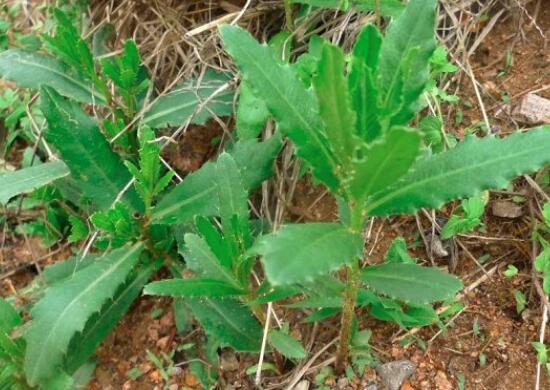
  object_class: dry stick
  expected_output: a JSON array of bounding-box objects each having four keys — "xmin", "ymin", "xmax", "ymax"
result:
[
  {"xmin": 283, "ymin": 338, "xmax": 339, "ymax": 390},
  {"xmin": 256, "ymin": 301, "xmax": 273, "ymax": 387}
]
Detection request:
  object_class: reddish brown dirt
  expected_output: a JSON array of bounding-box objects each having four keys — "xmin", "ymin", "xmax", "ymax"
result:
[{"xmin": 3, "ymin": 3, "xmax": 550, "ymax": 390}]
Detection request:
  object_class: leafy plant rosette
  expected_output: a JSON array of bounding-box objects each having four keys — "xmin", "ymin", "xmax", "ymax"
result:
[
  {"xmin": 0, "ymin": 9, "xmax": 282, "ymax": 389},
  {"xmin": 219, "ymin": 0, "xmax": 550, "ymax": 371}
]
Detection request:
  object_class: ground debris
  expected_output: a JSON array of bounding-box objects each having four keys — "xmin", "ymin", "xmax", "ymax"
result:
[
  {"xmin": 491, "ymin": 200, "xmax": 524, "ymax": 218},
  {"xmin": 512, "ymin": 93, "xmax": 550, "ymax": 125},
  {"xmin": 376, "ymin": 360, "xmax": 416, "ymax": 390}
]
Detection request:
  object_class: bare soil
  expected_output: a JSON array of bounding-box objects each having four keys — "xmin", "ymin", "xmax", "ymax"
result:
[{"xmin": 3, "ymin": 3, "xmax": 550, "ymax": 390}]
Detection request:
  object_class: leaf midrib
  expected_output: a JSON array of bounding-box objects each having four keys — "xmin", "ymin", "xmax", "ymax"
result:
[
  {"xmin": 4, "ymin": 51, "xmax": 104, "ymax": 104},
  {"xmin": 27, "ymin": 244, "xmax": 141, "ymax": 382},
  {"xmin": 366, "ymin": 139, "xmax": 549, "ymax": 213}
]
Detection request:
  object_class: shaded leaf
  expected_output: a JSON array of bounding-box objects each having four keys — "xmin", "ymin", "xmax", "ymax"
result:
[
  {"xmin": 40, "ymin": 87, "xmax": 141, "ymax": 211},
  {"xmin": 64, "ymin": 261, "xmax": 160, "ymax": 373},
  {"xmin": 186, "ymin": 298, "xmax": 262, "ymax": 352},
  {"xmin": 143, "ymin": 70, "xmax": 234, "ymax": 128},
  {"xmin": 24, "ymin": 244, "xmax": 143, "ymax": 386},
  {"xmin": 144, "ymin": 278, "xmax": 245, "ymax": 298},
  {"xmin": 152, "ymin": 136, "xmax": 281, "ymax": 224},
  {"xmin": 0, "ymin": 160, "xmax": 69, "ymax": 205},
  {"xmin": 268, "ymin": 330, "xmax": 307, "ymax": 359},
  {"xmin": 0, "ymin": 49, "xmax": 105, "ymax": 104}
]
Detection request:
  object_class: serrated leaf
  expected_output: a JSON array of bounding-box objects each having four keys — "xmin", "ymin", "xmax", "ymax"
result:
[
  {"xmin": 182, "ymin": 233, "xmax": 239, "ymax": 286},
  {"xmin": 64, "ymin": 261, "xmax": 159, "ymax": 373},
  {"xmin": 313, "ymin": 42, "xmax": 357, "ymax": 168},
  {"xmin": 0, "ymin": 49, "xmax": 105, "ymax": 104},
  {"xmin": 255, "ymin": 223, "xmax": 363, "ymax": 285},
  {"xmin": 143, "ymin": 70, "xmax": 234, "ymax": 128},
  {"xmin": 144, "ymin": 278, "xmax": 245, "ymax": 298},
  {"xmin": 268, "ymin": 330, "xmax": 307, "ymax": 359},
  {"xmin": 367, "ymin": 127, "xmax": 550, "ymax": 216},
  {"xmin": 220, "ymin": 24, "xmax": 339, "ymax": 191},
  {"xmin": 195, "ymin": 215, "xmax": 232, "ymax": 269},
  {"xmin": 0, "ymin": 160, "xmax": 69, "ymax": 205},
  {"xmin": 43, "ymin": 254, "xmax": 100, "ymax": 285},
  {"xmin": 152, "ymin": 135, "xmax": 281, "ymax": 224},
  {"xmin": 186, "ymin": 298, "xmax": 262, "ymax": 352},
  {"xmin": 361, "ymin": 263, "xmax": 462, "ymax": 304},
  {"xmin": 216, "ymin": 153, "xmax": 251, "ymax": 258},
  {"xmin": 347, "ymin": 127, "xmax": 420, "ymax": 203},
  {"xmin": 349, "ymin": 24, "xmax": 382, "ymax": 141},
  {"xmin": 24, "ymin": 244, "xmax": 142, "ymax": 386},
  {"xmin": 40, "ymin": 86, "xmax": 141, "ymax": 211},
  {"xmin": 377, "ymin": 0, "xmax": 436, "ymax": 125},
  {"xmin": 236, "ymin": 81, "xmax": 269, "ymax": 140}
]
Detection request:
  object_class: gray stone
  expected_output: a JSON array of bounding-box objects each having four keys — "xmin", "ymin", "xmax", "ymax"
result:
[
  {"xmin": 512, "ymin": 93, "xmax": 550, "ymax": 125},
  {"xmin": 492, "ymin": 200, "xmax": 524, "ymax": 219},
  {"xmin": 376, "ymin": 360, "xmax": 416, "ymax": 390}
]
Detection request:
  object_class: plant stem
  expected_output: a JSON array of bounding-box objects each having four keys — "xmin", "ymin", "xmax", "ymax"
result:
[
  {"xmin": 335, "ymin": 206, "xmax": 365, "ymax": 373},
  {"xmin": 335, "ymin": 259, "xmax": 360, "ymax": 373}
]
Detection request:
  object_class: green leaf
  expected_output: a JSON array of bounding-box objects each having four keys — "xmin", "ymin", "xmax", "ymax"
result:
[
  {"xmin": 0, "ymin": 160, "xmax": 69, "ymax": 205},
  {"xmin": 68, "ymin": 215, "xmax": 89, "ymax": 243},
  {"xmin": 533, "ymin": 342, "xmax": 548, "ymax": 364},
  {"xmin": 220, "ymin": 24, "xmax": 339, "ymax": 191},
  {"xmin": 368, "ymin": 127, "xmax": 550, "ymax": 216},
  {"xmin": 182, "ymin": 233, "xmax": 239, "ymax": 286},
  {"xmin": 126, "ymin": 126, "xmax": 173, "ymax": 214},
  {"xmin": 346, "ymin": 127, "xmax": 420, "ymax": 203},
  {"xmin": 313, "ymin": 42, "xmax": 357, "ymax": 168},
  {"xmin": 236, "ymin": 81, "xmax": 269, "ymax": 140},
  {"xmin": 186, "ymin": 298, "xmax": 262, "ymax": 352},
  {"xmin": 543, "ymin": 202, "xmax": 550, "ymax": 228},
  {"xmin": 503, "ymin": 265, "xmax": 518, "ymax": 278},
  {"xmin": 291, "ymin": 0, "xmax": 404, "ymax": 17},
  {"xmin": 43, "ymin": 9, "xmax": 95, "ymax": 81},
  {"xmin": 268, "ymin": 330, "xmax": 307, "ymax": 359},
  {"xmin": 384, "ymin": 236, "xmax": 416, "ymax": 264},
  {"xmin": 40, "ymin": 87, "xmax": 141, "ymax": 211},
  {"xmin": 0, "ymin": 49, "xmax": 105, "ymax": 104},
  {"xmin": 143, "ymin": 70, "xmax": 234, "ymax": 128},
  {"xmin": 144, "ymin": 278, "xmax": 245, "ymax": 298},
  {"xmin": 64, "ymin": 261, "xmax": 159, "ymax": 373},
  {"xmin": 254, "ymin": 223, "xmax": 363, "ymax": 285},
  {"xmin": 152, "ymin": 136, "xmax": 281, "ymax": 224},
  {"xmin": 215, "ymin": 153, "xmax": 251, "ymax": 257},
  {"xmin": 377, "ymin": 0, "xmax": 436, "ymax": 125},
  {"xmin": 0, "ymin": 298, "xmax": 22, "ymax": 333},
  {"xmin": 361, "ymin": 263, "xmax": 462, "ymax": 304},
  {"xmin": 349, "ymin": 24, "xmax": 382, "ymax": 141},
  {"xmin": 43, "ymin": 254, "xmax": 100, "ymax": 285},
  {"xmin": 24, "ymin": 244, "xmax": 143, "ymax": 386}
]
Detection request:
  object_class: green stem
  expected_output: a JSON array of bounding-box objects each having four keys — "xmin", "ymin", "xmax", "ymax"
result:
[{"xmin": 335, "ymin": 206, "xmax": 365, "ymax": 373}]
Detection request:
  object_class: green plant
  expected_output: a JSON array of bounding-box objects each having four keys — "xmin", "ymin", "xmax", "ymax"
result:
[
  {"xmin": 440, "ymin": 192, "xmax": 487, "ymax": 239},
  {"xmin": 0, "ymin": 8, "xmax": 280, "ymax": 389},
  {"xmin": 534, "ymin": 203, "xmax": 550, "ymax": 293},
  {"xmin": 220, "ymin": 0, "xmax": 550, "ymax": 371}
]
